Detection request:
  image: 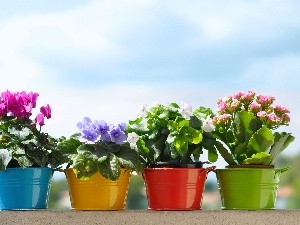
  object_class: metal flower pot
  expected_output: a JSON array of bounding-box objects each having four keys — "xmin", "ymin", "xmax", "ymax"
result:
[
  {"xmin": 0, "ymin": 167, "xmax": 53, "ymax": 210},
  {"xmin": 216, "ymin": 166, "xmax": 282, "ymax": 210},
  {"xmin": 143, "ymin": 165, "xmax": 215, "ymax": 210},
  {"xmin": 65, "ymin": 168, "xmax": 131, "ymax": 210}
]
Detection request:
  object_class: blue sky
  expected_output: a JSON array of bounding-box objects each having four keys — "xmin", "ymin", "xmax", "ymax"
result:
[{"xmin": 0, "ymin": 0, "xmax": 300, "ymax": 176}]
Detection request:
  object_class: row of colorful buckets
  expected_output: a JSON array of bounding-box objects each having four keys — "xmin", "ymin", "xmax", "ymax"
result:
[{"xmin": 0, "ymin": 166, "xmax": 281, "ymax": 210}]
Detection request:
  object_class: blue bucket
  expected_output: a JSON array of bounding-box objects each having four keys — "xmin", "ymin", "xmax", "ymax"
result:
[{"xmin": 0, "ymin": 167, "xmax": 53, "ymax": 210}]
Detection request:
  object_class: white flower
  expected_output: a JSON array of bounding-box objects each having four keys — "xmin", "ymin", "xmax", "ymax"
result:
[
  {"xmin": 137, "ymin": 103, "xmax": 148, "ymax": 117},
  {"xmin": 0, "ymin": 149, "xmax": 12, "ymax": 170},
  {"xmin": 201, "ymin": 116, "xmax": 215, "ymax": 132},
  {"xmin": 179, "ymin": 102, "xmax": 192, "ymax": 119},
  {"xmin": 127, "ymin": 132, "xmax": 140, "ymax": 149}
]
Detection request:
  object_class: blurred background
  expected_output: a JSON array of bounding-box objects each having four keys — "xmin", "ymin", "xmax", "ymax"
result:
[{"xmin": 1, "ymin": 0, "xmax": 300, "ymax": 209}]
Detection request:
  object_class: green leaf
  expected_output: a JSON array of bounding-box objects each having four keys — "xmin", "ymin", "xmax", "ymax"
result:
[
  {"xmin": 73, "ymin": 153, "xmax": 98, "ymax": 180},
  {"xmin": 49, "ymin": 150, "xmax": 69, "ymax": 169},
  {"xmin": 8, "ymin": 126, "xmax": 32, "ymax": 140},
  {"xmin": 15, "ymin": 146, "xmax": 26, "ymax": 154},
  {"xmin": 207, "ymin": 147, "xmax": 218, "ymax": 162},
  {"xmin": 27, "ymin": 149, "xmax": 48, "ymax": 167},
  {"xmin": 115, "ymin": 146, "xmax": 139, "ymax": 170},
  {"xmin": 148, "ymin": 128, "xmax": 159, "ymax": 139},
  {"xmin": 128, "ymin": 117, "xmax": 143, "ymax": 125},
  {"xmin": 56, "ymin": 137, "xmax": 81, "ymax": 154},
  {"xmin": 215, "ymin": 141, "xmax": 237, "ymax": 165},
  {"xmin": 186, "ymin": 128, "xmax": 202, "ymax": 144},
  {"xmin": 270, "ymin": 133, "xmax": 295, "ymax": 164},
  {"xmin": 248, "ymin": 126, "xmax": 274, "ymax": 155},
  {"xmin": 192, "ymin": 147, "xmax": 203, "ymax": 161},
  {"xmin": 234, "ymin": 111, "xmax": 260, "ymax": 143},
  {"xmin": 77, "ymin": 144, "xmax": 96, "ymax": 154},
  {"xmin": 173, "ymin": 136, "xmax": 188, "ymax": 155},
  {"xmin": 94, "ymin": 146, "xmax": 109, "ymax": 163},
  {"xmin": 0, "ymin": 149, "xmax": 12, "ymax": 171},
  {"xmin": 189, "ymin": 115, "xmax": 202, "ymax": 129},
  {"xmin": 243, "ymin": 152, "xmax": 271, "ymax": 165},
  {"xmin": 98, "ymin": 154, "xmax": 120, "ymax": 181},
  {"xmin": 16, "ymin": 155, "xmax": 33, "ymax": 168},
  {"xmin": 233, "ymin": 142, "xmax": 248, "ymax": 164},
  {"xmin": 234, "ymin": 142, "xmax": 247, "ymax": 155},
  {"xmin": 136, "ymin": 139, "xmax": 150, "ymax": 159}
]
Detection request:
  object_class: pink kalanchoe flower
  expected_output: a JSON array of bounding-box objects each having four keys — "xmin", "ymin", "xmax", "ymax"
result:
[
  {"xmin": 40, "ymin": 104, "xmax": 51, "ymax": 119},
  {"xmin": 241, "ymin": 91, "xmax": 256, "ymax": 104},
  {"xmin": 217, "ymin": 99, "xmax": 228, "ymax": 113},
  {"xmin": 256, "ymin": 95, "xmax": 276, "ymax": 108},
  {"xmin": 282, "ymin": 113, "xmax": 291, "ymax": 124},
  {"xmin": 228, "ymin": 99, "xmax": 240, "ymax": 112},
  {"xmin": 36, "ymin": 113, "xmax": 45, "ymax": 126},
  {"xmin": 213, "ymin": 114, "xmax": 232, "ymax": 125},
  {"xmin": 249, "ymin": 102, "xmax": 262, "ymax": 114},
  {"xmin": 257, "ymin": 111, "xmax": 267, "ymax": 119},
  {"xmin": 233, "ymin": 91, "xmax": 244, "ymax": 100},
  {"xmin": 267, "ymin": 113, "xmax": 281, "ymax": 126},
  {"xmin": 274, "ymin": 105, "xmax": 290, "ymax": 114}
]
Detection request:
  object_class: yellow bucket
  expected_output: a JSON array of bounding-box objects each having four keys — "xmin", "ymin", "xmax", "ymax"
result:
[{"xmin": 65, "ymin": 168, "xmax": 131, "ymax": 210}]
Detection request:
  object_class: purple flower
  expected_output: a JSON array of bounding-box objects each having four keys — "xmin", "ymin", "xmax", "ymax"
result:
[
  {"xmin": 110, "ymin": 126, "xmax": 127, "ymax": 144},
  {"xmin": 79, "ymin": 129, "xmax": 98, "ymax": 143},
  {"xmin": 118, "ymin": 123, "xmax": 126, "ymax": 132},
  {"xmin": 94, "ymin": 120, "xmax": 111, "ymax": 142},
  {"xmin": 77, "ymin": 117, "xmax": 93, "ymax": 131}
]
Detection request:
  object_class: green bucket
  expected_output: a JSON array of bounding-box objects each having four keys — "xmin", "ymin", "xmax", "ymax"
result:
[{"xmin": 216, "ymin": 167, "xmax": 284, "ymax": 210}]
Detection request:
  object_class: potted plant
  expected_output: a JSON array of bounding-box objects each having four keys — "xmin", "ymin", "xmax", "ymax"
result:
[
  {"xmin": 212, "ymin": 90, "xmax": 295, "ymax": 210},
  {"xmin": 56, "ymin": 117, "xmax": 142, "ymax": 210},
  {"xmin": 0, "ymin": 90, "xmax": 64, "ymax": 210},
  {"xmin": 126, "ymin": 102, "xmax": 216, "ymax": 210}
]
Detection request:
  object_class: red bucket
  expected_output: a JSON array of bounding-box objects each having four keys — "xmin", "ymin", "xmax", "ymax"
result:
[{"xmin": 143, "ymin": 166, "xmax": 215, "ymax": 210}]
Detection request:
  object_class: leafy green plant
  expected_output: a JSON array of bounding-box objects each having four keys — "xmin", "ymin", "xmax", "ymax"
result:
[
  {"xmin": 0, "ymin": 90, "xmax": 64, "ymax": 171},
  {"xmin": 56, "ymin": 117, "xmax": 142, "ymax": 181},
  {"xmin": 212, "ymin": 91, "xmax": 295, "ymax": 165},
  {"xmin": 126, "ymin": 102, "xmax": 217, "ymax": 166}
]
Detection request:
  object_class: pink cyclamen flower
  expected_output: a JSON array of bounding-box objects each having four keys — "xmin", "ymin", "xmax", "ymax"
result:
[
  {"xmin": 0, "ymin": 102, "xmax": 6, "ymax": 116},
  {"xmin": 40, "ymin": 104, "xmax": 51, "ymax": 119},
  {"xmin": 28, "ymin": 92, "xmax": 39, "ymax": 108},
  {"xmin": 36, "ymin": 113, "xmax": 45, "ymax": 126}
]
